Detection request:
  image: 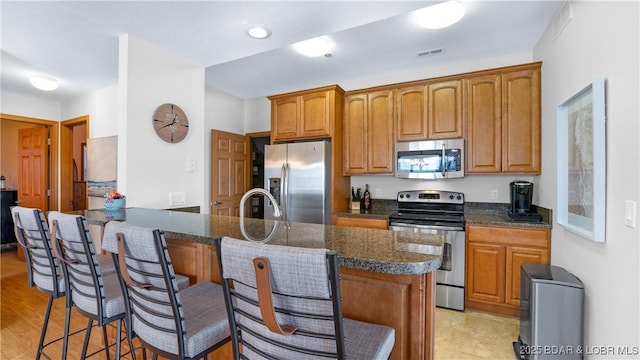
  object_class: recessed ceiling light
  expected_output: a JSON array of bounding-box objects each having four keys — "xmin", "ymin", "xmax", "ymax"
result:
[
  {"xmin": 414, "ymin": 1, "xmax": 466, "ymax": 29},
  {"xmin": 29, "ymin": 75, "xmax": 58, "ymax": 91},
  {"xmin": 247, "ymin": 26, "xmax": 271, "ymax": 39},
  {"xmin": 293, "ymin": 37, "xmax": 332, "ymax": 57}
]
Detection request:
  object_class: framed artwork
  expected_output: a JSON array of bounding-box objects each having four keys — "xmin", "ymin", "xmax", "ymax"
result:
[
  {"xmin": 557, "ymin": 78, "xmax": 606, "ymax": 242},
  {"xmin": 87, "ymin": 136, "xmax": 117, "ymax": 197}
]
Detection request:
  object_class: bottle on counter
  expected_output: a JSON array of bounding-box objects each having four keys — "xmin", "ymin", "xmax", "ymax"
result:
[
  {"xmin": 0, "ymin": 175, "xmax": 5, "ymax": 190},
  {"xmin": 363, "ymin": 184, "xmax": 371, "ymax": 210}
]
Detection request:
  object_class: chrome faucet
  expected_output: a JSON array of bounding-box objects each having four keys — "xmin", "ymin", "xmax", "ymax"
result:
[
  {"xmin": 239, "ymin": 188, "xmax": 281, "ymax": 219},
  {"xmin": 239, "ymin": 188, "xmax": 281, "ymax": 243}
]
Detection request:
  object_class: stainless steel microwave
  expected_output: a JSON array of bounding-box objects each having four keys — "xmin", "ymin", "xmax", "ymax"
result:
[{"xmin": 395, "ymin": 138, "xmax": 465, "ymax": 179}]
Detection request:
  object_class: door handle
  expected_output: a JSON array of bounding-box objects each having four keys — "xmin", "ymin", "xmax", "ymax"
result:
[{"xmin": 211, "ymin": 201, "xmax": 223, "ymax": 206}]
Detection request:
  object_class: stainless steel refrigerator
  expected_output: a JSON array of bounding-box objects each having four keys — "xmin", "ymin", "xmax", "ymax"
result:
[{"xmin": 264, "ymin": 140, "xmax": 331, "ymax": 225}]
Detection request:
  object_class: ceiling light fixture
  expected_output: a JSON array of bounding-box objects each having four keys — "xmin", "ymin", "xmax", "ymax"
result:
[
  {"xmin": 293, "ymin": 37, "xmax": 332, "ymax": 57},
  {"xmin": 247, "ymin": 26, "xmax": 271, "ymax": 39},
  {"xmin": 414, "ymin": 1, "xmax": 466, "ymax": 29},
  {"xmin": 29, "ymin": 75, "xmax": 59, "ymax": 91}
]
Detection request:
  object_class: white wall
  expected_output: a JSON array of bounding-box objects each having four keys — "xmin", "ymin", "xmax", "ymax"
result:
[
  {"xmin": 63, "ymin": 85, "xmax": 118, "ymax": 138},
  {"xmin": 1, "ymin": 91, "xmax": 62, "ymax": 120},
  {"xmin": 205, "ymin": 88, "xmax": 245, "ymax": 135},
  {"xmin": 244, "ymin": 97, "xmax": 271, "ymax": 134},
  {"xmin": 118, "ymin": 35, "xmax": 206, "ymax": 211},
  {"xmin": 535, "ymin": 1, "xmax": 639, "ymax": 356}
]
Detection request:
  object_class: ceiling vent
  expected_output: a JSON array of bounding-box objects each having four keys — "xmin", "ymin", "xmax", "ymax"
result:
[{"xmin": 417, "ymin": 47, "xmax": 445, "ymax": 57}]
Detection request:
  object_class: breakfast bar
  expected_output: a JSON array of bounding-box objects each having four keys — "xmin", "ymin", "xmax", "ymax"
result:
[{"xmin": 78, "ymin": 208, "xmax": 444, "ymax": 360}]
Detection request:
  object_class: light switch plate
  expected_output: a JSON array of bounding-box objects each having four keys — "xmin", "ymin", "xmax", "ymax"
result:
[
  {"xmin": 186, "ymin": 158, "xmax": 196, "ymax": 173},
  {"xmin": 624, "ymin": 200, "xmax": 637, "ymax": 228}
]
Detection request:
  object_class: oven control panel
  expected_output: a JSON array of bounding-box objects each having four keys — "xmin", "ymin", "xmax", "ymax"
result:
[{"xmin": 397, "ymin": 190, "xmax": 464, "ymax": 204}]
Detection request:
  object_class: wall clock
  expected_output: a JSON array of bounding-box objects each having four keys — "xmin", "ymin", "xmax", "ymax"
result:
[{"xmin": 152, "ymin": 103, "xmax": 189, "ymax": 143}]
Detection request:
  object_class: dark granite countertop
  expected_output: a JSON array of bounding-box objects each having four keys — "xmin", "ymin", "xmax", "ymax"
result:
[
  {"xmin": 79, "ymin": 208, "xmax": 443, "ymax": 276},
  {"xmin": 333, "ymin": 200, "xmax": 552, "ymax": 229}
]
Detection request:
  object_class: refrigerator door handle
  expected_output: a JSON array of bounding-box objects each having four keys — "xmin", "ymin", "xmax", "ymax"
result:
[
  {"xmin": 280, "ymin": 163, "xmax": 287, "ymax": 221},
  {"xmin": 283, "ymin": 163, "xmax": 291, "ymax": 222}
]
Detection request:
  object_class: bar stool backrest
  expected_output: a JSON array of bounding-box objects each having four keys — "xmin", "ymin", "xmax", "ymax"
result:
[
  {"xmin": 11, "ymin": 206, "xmax": 64, "ymax": 297},
  {"xmin": 103, "ymin": 221, "xmax": 189, "ymax": 357},
  {"xmin": 47, "ymin": 212, "xmax": 111, "ymax": 318},
  {"xmin": 216, "ymin": 236, "xmax": 346, "ymax": 359}
]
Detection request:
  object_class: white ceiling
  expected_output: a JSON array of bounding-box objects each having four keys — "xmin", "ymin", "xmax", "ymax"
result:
[{"xmin": 1, "ymin": 1, "xmax": 562, "ymax": 102}]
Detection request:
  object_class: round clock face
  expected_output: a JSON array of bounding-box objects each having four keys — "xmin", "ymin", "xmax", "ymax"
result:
[{"xmin": 152, "ymin": 103, "xmax": 189, "ymax": 143}]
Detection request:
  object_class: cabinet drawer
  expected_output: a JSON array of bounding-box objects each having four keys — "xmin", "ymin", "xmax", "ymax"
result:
[
  {"xmin": 467, "ymin": 225, "xmax": 549, "ymax": 248},
  {"xmin": 333, "ymin": 216, "xmax": 388, "ymax": 230}
]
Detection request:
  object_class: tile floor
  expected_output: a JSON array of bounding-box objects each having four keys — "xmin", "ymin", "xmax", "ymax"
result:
[{"xmin": 435, "ymin": 307, "xmax": 519, "ymax": 359}]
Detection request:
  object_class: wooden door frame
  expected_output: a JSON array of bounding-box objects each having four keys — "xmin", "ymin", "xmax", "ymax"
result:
[
  {"xmin": 60, "ymin": 115, "xmax": 89, "ymax": 212},
  {"xmin": 1, "ymin": 113, "xmax": 59, "ymax": 211}
]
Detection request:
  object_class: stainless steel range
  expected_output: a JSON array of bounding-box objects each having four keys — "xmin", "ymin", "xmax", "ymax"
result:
[{"xmin": 389, "ymin": 190, "xmax": 466, "ymax": 311}]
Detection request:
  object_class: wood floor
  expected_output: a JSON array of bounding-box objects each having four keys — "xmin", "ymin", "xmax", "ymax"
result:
[{"xmin": 2, "ymin": 248, "xmax": 518, "ymax": 359}]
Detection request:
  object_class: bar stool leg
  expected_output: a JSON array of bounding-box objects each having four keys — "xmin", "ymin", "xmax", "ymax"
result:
[
  {"xmin": 81, "ymin": 318, "xmax": 93, "ymax": 358},
  {"xmin": 102, "ymin": 324, "xmax": 112, "ymax": 360},
  {"xmin": 35, "ymin": 296, "xmax": 54, "ymax": 360},
  {"xmin": 61, "ymin": 302, "xmax": 71, "ymax": 359}
]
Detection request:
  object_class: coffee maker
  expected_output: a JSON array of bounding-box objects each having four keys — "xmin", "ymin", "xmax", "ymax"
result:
[{"xmin": 508, "ymin": 181, "xmax": 542, "ymax": 222}]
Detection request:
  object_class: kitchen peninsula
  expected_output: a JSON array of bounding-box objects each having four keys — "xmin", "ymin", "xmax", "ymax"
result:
[{"xmin": 80, "ymin": 207, "xmax": 443, "ymax": 360}]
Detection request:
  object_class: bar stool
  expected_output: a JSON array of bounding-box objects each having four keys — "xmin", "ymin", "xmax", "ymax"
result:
[
  {"xmin": 215, "ymin": 236, "xmax": 396, "ymax": 359},
  {"xmin": 48, "ymin": 211, "xmax": 135, "ymax": 359},
  {"xmin": 11, "ymin": 206, "xmax": 72, "ymax": 360},
  {"xmin": 102, "ymin": 221, "xmax": 231, "ymax": 360}
]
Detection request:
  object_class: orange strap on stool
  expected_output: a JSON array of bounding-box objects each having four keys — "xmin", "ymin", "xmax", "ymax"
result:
[{"xmin": 253, "ymin": 257, "xmax": 297, "ymax": 335}]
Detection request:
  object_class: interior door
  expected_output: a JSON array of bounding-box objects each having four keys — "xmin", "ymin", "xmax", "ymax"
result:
[
  {"xmin": 17, "ymin": 127, "xmax": 49, "ymax": 211},
  {"xmin": 210, "ymin": 130, "xmax": 250, "ymax": 216},
  {"xmin": 60, "ymin": 116, "xmax": 88, "ymax": 212}
]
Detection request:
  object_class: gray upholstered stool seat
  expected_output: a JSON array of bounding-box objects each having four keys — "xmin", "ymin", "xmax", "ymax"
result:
[{"xmin": 102, "ymin": 221, "xmax": 230, "ymax": 359}]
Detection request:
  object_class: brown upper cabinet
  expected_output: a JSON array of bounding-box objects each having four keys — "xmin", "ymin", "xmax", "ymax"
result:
[
  {"xmin": 343, "ymin": 90, "xmax": 394, "ymax": 175},
  {"xmin": 395, "ymin": 80, "xmax": 463, "ymax": 142},
  {"xmin": 465, "ymin": 63, "xmax": 541, "ymax": 174},
  {"xmin": 269, "ymin": 85, "xmax": 344, "ymax": 143}
]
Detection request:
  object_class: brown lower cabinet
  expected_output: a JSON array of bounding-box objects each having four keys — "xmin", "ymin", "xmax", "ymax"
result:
[
  {"xmin": 166, "ymin": 236, "xmax": 435, "ymax": 360},
  {"xmin": 465, "ymin": 224, "xmax": 550, "ymax": 316}
]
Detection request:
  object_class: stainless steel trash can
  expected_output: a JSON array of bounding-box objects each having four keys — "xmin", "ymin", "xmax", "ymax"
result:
[{"xmin": 514, "ymin": 264, "xmax": 584, "ymax": 360}]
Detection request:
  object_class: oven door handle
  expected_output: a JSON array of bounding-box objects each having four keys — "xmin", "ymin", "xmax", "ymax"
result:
[
  {"xmin": 441, "ymin": 144, "xmax": 446, "ymax": 177},
  {"xmin": 389, "ymin": 223, "xmax": 464, "ymax": 232}
]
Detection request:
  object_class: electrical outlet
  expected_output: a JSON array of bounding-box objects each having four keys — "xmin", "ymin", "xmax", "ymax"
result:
[
  {"xmin": 169, "ymin": 192, "xmax": 186, "ymax": 206},
  {"xmin": 491, "ymin": 190, "xmax": 499, "ymax": 201},
  {"xmin": 375, "ymin": 188, "xmax": 382, "ymax": 197}
]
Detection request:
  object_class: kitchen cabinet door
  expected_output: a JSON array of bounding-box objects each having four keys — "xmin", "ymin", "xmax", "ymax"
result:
[
  {"xmin": 367, "ymin": 90, "xmax": 394, "ymax": 174},
  {"xmin": 466, "ymin": 242, "xmax": 505, "ymax": 304},
  {"xmin": 300, "ymin": 91, "xmax": 332, "ymax": 138},
  {"xmin": 465, "ymin": 74, "xmax": 502, "ymax": 173},
  {"xmin": 343, "ymin": 90, "xmax": 393, "ymax": 175},
  {"xmin": 505, "ymin": 246, "xmax": 549, "ymax": 306},
  {"xmin": 270, "ymin": 86, "xmax": 343, "ymax": 142},
  {"xmin": 343, "ymin": 94, "xmax": 367, "ymax": 174},
  {"xmin": 501, "ymin": 67, "xmax": 541, "ymax": 173},
  {"xmin": 271, "ymin": 96, "xmax": 299, "ymax": 141},
  {"xmin": 395, "ymin": 85, "xmax": 427, "ymax": 141},
  {"xmin": 427, "ymin": 80, "xmax": 463, "ymax": 139}
]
